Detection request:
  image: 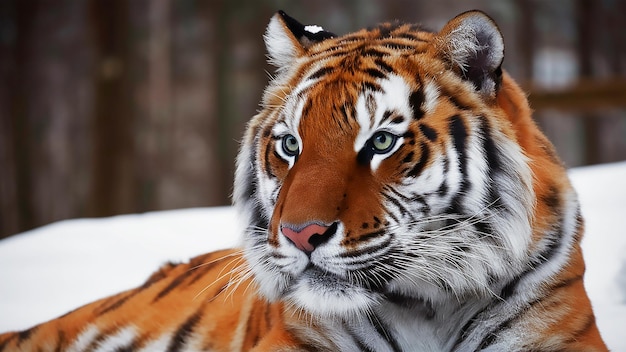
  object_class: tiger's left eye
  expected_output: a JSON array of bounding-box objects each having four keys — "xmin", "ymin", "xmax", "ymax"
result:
[
  {"xmin": 281, "ymin": 134, "xmax": 300, "ymax": 156},
  {"xmin": 371, "ymin": 131, "xmax": 397, "ymax": 153}
]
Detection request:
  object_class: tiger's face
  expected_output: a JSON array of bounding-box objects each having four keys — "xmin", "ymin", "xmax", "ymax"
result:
[{"xmin": 234, "ymin": 11, "xmax": 534, "ymax": 317}]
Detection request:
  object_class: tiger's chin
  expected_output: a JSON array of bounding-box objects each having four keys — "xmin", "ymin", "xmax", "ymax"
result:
[{"xmin": 256, "ymin": 265, "xmax": 382, "ymax": 318}]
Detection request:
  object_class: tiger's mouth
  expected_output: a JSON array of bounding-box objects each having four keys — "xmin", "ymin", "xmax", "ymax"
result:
[
  {"xmin": 285, "ymin": 261, "xmax": 384, "ymax": 317},
  {"xmin": 300, "ymin": 264, "xmax": 352, "ymax": 290}
]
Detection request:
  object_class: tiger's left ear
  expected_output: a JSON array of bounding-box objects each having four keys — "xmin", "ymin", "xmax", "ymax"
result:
[
  {"xmin": 434, "ymin": 10, "xmax": 504, "ymax": 98},
  {"xmin": 264, "ymin": 11, "xmax": 335, "ymax": 70}
]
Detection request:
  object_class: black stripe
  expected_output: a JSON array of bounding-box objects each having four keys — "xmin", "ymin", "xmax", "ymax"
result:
[
  {"xmin": 381, "ymin": 110, "xmax": 392, "ymax": 122},
  {"xmin": 208, "ymin": 284, "xmax": 229, "ymax": 302},
  {"xmin": 97, "ymin": 290, "xmax": 139, "ymax": 316},
  {"xmin": 362, "ymin": 81, "xmax": 381, "ymax": 92},
  {"xmin": 54, "ymin": 330, "xmax": 66, "ymax": 352},
  {"xmin": 540, "ymin": 184, "xmax": 561, "ymax": 214},
  {"xmin": 244, "ymin": 307, "xmax": 261, "ymax": 348},
  {"xmin": 479, "ymin": 117, "xmax": 500, "ymax": 174},
  {"xmin": 410, "ymin": 90, "xmax": 425, "ymax": 120},
  {"xmin": 550, "ymin": 274, "xmax": 583, "ymax": 292},
  {"xmin": 391, "ymin": 115, "xmax": 405, "ymax": 124},
  {"xmin": 85, "ymin": 326, "xmax": 120, "ymax": 351},
  {"xmin": 407, "ymin": 142, "xmax": 429, "ymax": 177},
  {"xmin": 374, "ymin": 58, "xmax": 394, "ymax": 73},
  {"xmin": 166, "ymin": 308, "xmax": 204, "ymax": 352},
  {"xmin": 382, "ymin": 201, "xmax": 401, "ymax": 224},
  {"xmin": 344, "ymin": 322, "xmax": 377, "ymax": 352},
  {"xmin": 365, "ymin": 67, "xmax": 386, "ymax": 79},
  {"xmin": 383, "ymin": 41, "xmax": 415, "ymax": 51},
  {"xmin": 308, "ymin": 66, "xmax": 333, "ymax": 80},
  {"xmin": 187, "ymin": 261, "xmax": 221, "ymax": 286},
  {"xmin": 266, "ymin": 147, "xmax": 278, "ymax": 177},
  {"xmin": 340, "ymin": 237, "xmax": 392, "ymax": 258},
  {"xmin": 447, "ymin": 115, "xmax": 470, "ymax": 214},
  {"xmin": 437, "ymin": 180, "xmax": 448, "ymax": 196},
  {"xmin": 375, "ymin": 23, "xmax": 395, "ymax": 38},
  {"xmin": 449, "ymin": 114, "xmax": 468, "ymax": 175},
  {"xmin": 447, "ymin": 93, "xmax": 473, "ymax": 111},
  {"xmin": 371, "ymin": 317, "xmax": 402, "ymax": 352},
  {"xmin": 499, "ymin": 213, "xmax": 569, "ymax": 302},
  {"xmin": 0, "ymin": 333, "xmax": 17, "ymax": 351},
  {"xmin": 565, "ymin": 314, "xmax": 597, "ymax": 344},
  {"xmin": 478, "ymin": 116, "xmax": 509, "ymax": 216},
  {"xmin": 477, "ymin": 329, "xmax": 500, "ymax": 350},
  {"xmin": 17, "ymin": 326, "xmax": 36, "ymax": 345},
  {"xmin": 362, "ymin": 48, "xmax": 387, "ymax": 57},
  {"xmin": 142, "ymin": 262, "xmax": 178, "ymax": 287},
  {"xmin": 402, "ymin": 151, "xmax": 414, "ymax": 163},
  {"xmin": 154, "ymin": 270, "xmax": 194, "ymax": 302},
  {"xmin": 418, "ymin": 123, "xmax": 437, "ymax": 141},
  {"xmin": 115, "ymin": 342, "xmax": 138, "ymax": 352},
  {"xmin": 340, "ymin": 104, "xmax": 353, "ymax": 125}
]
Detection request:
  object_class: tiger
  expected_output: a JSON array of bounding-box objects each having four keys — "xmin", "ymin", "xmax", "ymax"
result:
[{"xmin": 0, "ymin": 9, "xmax": 608, "ymax": 352}]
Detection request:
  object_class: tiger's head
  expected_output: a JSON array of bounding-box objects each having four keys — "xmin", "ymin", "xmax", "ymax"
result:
[{"xmin": 234, "ymin": 10, "xmax": 557, "ymax": 318}]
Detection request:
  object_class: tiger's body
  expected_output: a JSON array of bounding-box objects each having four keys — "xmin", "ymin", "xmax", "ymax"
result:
[{"xmin": 1, "ymin": 10, "xmax": 608, "ymax": 352}]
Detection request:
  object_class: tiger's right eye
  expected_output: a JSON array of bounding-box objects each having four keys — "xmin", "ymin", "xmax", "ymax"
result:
[{"xmin": 281, "ymin": 134, "xmax": 300, "ymax": 156}]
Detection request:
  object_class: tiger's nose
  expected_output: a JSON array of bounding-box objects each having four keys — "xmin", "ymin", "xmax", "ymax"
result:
[{"xmin": 281, "ymin": 222, "xmax": 337, "ymax": 253}]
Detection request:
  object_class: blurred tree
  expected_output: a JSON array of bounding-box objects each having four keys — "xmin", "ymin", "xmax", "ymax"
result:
[{"xmin": 0, "ymin": 0, "xmax": 625, "ymax": 239}]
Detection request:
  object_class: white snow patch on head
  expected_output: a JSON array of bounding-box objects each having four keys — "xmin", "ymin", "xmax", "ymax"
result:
[{"xmin": 304, "ymin": 25, "xmax": 324, "ymax": 34}]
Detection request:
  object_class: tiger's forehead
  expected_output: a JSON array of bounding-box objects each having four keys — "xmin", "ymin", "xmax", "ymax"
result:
[
  {"xmin": 308, "ymin": 22, "xmax": 435, "ymax": 58},
  {"xmin": 279, "ymin": 71, "xmax": 424, "ymax": 153}
]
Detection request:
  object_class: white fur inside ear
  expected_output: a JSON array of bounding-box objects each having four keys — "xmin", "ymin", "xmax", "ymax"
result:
[
  {"xmin": 445, "ymin": 14, "xmax": 503, "ymax": 73},
  {"xmin": 264, "ymin": 14, "xmax": 301, "ymax": 69},
  {"xmin": 438, "ymin": 12, "xmax": 504, "ymax": 96}
]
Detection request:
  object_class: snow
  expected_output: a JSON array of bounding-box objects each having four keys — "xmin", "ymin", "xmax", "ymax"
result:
[
  {"xmin": 1, "ymin": 162, "xmax": 625, "ymax": 351},
  {"xmin": 304, "ymin": 25, "xmax": 324, "ymax": 34}
]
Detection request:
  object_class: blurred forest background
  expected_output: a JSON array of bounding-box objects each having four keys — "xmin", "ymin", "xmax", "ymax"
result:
[{"xmin": 1, "ymin": 0, "xmax": 625, "ymax": 239}]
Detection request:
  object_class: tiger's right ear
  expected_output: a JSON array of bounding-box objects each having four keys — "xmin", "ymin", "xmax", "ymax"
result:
[
  {"xmin": 434, "ymin": 10, "xmax": 504, "ymax": 98},
  {"xmin": 264, "ymin": 11, "xmax": 335, "ymax": 70}
]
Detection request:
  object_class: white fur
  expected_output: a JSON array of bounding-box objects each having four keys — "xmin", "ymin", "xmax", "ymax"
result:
[
  {"xmin": 67, "ymin": 325, "xmax": 101, "ymax": 352},
  {"xmin": 68, "ymin": 325, "xmax": 138, "ymax": 352},
  {"xmin": 264, "ymin": 15, "xmax": 299, "ymax": 69}
]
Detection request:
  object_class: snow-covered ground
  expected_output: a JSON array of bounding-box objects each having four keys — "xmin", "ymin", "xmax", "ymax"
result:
[{"xmin": 0, "ymin": 162, "xmax": 625, "ymax": 350}]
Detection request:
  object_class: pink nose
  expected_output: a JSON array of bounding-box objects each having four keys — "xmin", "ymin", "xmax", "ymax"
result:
[{"xmin": 281, "ymin": 223, "xmax": 335, "ymax": 253}]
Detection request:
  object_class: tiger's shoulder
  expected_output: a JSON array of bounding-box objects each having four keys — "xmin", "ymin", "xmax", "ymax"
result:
[{"xmin": 0, "ymin": 249, "xmax": 320, "ymax": 352}]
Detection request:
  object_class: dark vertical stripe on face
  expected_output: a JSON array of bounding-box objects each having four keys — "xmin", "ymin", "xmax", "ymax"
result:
[
  {"xmin": 479, "ymin": 116, "xmax": 501, "ymax": 177},
  {"xmin": 382, "ymin": 110, "xmax": 392, "ymax": 123},
  {"xmin": 419, "ymin": 123, "xmax": 437, "ymax": 141},
  {"xmin": 410, "ymin": 90, "xmax": 425, "ymax": 120},
  {"xmin": 449, "ymin": 115, "xmax": 468, "ymax": 175},
  {"xmin": 340, "ymin": 104, "xmax": 353, "ymax": 125},
  {"xmin": 407, "ymin": 142, "xmax": 429, "ymax": 177}
]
